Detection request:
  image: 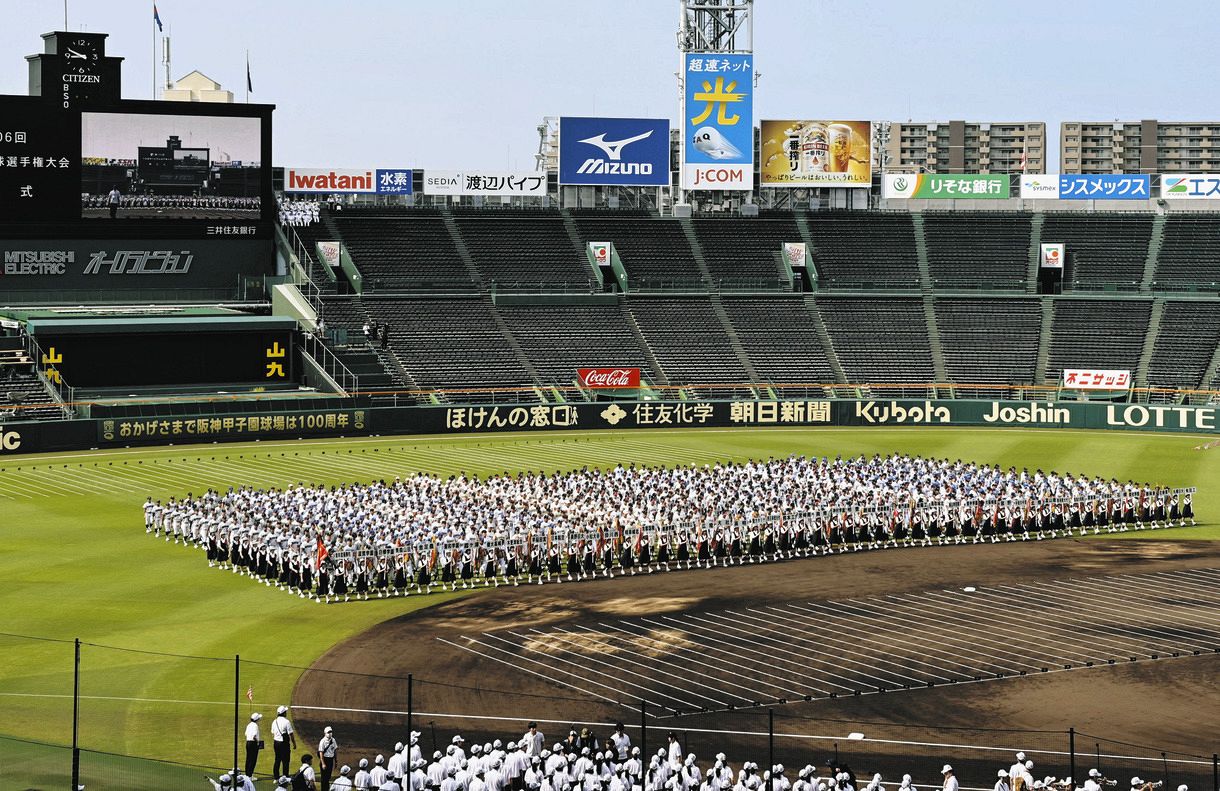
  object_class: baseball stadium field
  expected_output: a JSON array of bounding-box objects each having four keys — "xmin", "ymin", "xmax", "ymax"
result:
[{"xmin": 3, "ymin": 426, "xmax": 1218, "ymax": 789}]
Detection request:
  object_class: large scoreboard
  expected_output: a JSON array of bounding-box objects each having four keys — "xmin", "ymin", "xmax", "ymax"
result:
[{"xmin": 1, "ymin": 31, "xmax": 275, "ymax": 296}]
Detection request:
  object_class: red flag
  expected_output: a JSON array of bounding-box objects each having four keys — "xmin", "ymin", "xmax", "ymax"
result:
[
  {"xmin": 246, "ymin": 686, "xmax": 254, "ymax": 703},
  {"xmin": 315, "ymin": 538, "xmax": 329, "ymax": 571}
]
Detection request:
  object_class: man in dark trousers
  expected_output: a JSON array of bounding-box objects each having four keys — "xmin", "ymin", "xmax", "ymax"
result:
[
  {"xmin": 318, "ymin": 726, "xmax": 339, "ymax": 791},
  {"xmin": 380, "ymin": 323, "xmax": 390, "ymax": 350},
  {"xmin": 272, "ymin": 705, "xmax": 298, "ymax": 779},
  {"xmin": 244, "ymin": 712, "xmax": 264, "ymax": 777},
  {"xmin": 107, "ymin": 186, "xmax": 122, "ymax": 218}
]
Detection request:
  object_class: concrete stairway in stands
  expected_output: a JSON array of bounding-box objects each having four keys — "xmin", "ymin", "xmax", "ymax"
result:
[
  {"xmin": 1141, "ymin": 214, "xmax": 1167, "ymax": 293},
  {"xmin": 1034, "ymin": 298, "xmax": 1055, "ymax": 385},
  {"xmin": 619, "ymin": 302, "xmax": 669, "ymax": 386},
  {"xmin": 678, "ymin": 218, "xmax": 714, "ymax": 287},
  {"xmin": 440, "ymin": 209, "xmax": 487, "ymax": 289},
  {"xmin": 1026, "ymin": 212, "xmax": 1044, "ymax": 293},
  {"xmin": 803, "ymin": 294, "xmax": 848, "ymax": 385},
  {"xmin": 710, "ymin": 295, "xmax": 760, "ymax": 384},
  {"xmin": 1135, "ymin": 297, "xmax": 1166, "ymax": 388}
]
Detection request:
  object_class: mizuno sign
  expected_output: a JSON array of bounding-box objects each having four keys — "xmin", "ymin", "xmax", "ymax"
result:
[{"xmin": 559, "ymin": 117, "xmax": 670, "ymax": 186}]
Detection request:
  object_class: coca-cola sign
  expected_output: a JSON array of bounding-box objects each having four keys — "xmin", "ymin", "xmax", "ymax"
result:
[{"xmin": 578, "ymin": 368, "xmax": 641, "ymax": 388}]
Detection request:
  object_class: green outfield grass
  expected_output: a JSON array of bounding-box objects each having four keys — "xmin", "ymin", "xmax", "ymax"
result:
[{"xmin": 1, "ymin": 425, "xmax": 1216, "ymax": 772}]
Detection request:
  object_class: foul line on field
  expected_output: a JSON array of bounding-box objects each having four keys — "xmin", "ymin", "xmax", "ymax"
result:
[{"xmin": 283, "ymin": 705, "xmax": 1213, "ymax": 768}]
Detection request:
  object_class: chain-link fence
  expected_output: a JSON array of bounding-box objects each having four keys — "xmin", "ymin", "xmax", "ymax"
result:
[{"xmin": 1, "ymin": 632, "xmax": 1216, "ymax": 791}]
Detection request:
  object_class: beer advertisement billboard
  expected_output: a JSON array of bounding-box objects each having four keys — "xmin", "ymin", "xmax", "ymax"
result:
[{"xmin": 760, "ymin": 120, "xmax": 871, "ymax": 187}]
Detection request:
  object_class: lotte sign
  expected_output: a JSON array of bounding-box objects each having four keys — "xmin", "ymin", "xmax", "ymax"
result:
[{"xmin": 578, "ymin": 368, "xmax": 641, "ymax": 388}]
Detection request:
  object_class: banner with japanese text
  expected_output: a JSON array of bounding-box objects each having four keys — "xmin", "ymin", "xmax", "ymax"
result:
[
  {"xmin": 1019, "ymin": 174, "xmax": 1150, "ymax": 200},
  {"xmin": 284, "ymin": 167, "xmax": 412, "ymax": 194},
  {"xmin": 422, "ymin": 170, "xmax": 548, "ymax": 197},
  {"xmin": 883, "ymin": 173, "xmax": 1010, "ymax": 199},
  {"xmin": 760, "ymin": 120, "xmax": 871, "ymax": 187},
  {"xmin": 1062, "ymin": 369, "xmax": 1131, "ymax": 391},
  {"xmin": 1160, "ymin": 174, "xmax": 1220, "ymax": 200},
  {"xmin": 682, "ymin": 53, "xmax": 754, "ymax": 190},
  {"xmin": 8, "ymin": 398, "xmax": 1220, "ymax": 455}
]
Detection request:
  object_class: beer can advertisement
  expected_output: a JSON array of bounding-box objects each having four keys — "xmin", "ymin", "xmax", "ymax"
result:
[{"xmin": 760, "ymin": 120, "xmax": 872, "ymax": 187}]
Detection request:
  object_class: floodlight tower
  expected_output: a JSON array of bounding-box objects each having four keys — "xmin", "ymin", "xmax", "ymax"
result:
[
  {"xmin": 676, "ymin": 0, "xmax": 755, "ymax": 207},
  {"xmin": 678, "ymin": 0, "xmax": 754, "ymax": 55}
]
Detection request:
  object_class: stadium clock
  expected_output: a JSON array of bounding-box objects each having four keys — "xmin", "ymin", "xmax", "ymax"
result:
[{"xmin": 59, "ymin": 35, "xmax": 106, "ymax": 109}]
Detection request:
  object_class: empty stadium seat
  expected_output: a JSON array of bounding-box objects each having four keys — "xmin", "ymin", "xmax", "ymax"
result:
[
  {"xmin": 935, "ymin": 298, "xmax": 1041, "ymax": 391},
  {"xmin": 817, "ymin": 297, "xmax": 934, "ymax": 385},
  {"xmin": 1046, "ymin": 299, "xmax": 1152, "ymax": 375},
  {"xmin": 626, "ymin": 298, "xmax": 748, "ymax": 391},
  {"xmin": 454, "ymin": 212, "xmax": 593, "ymax": 290},
  {"xmin": 1153, "ymin": 215, "xmax": 1220, "ymax": 290},
  {"xmin": 1146, "ymin": 301, "xmax": 1220, "ymax": 390},
  {"xmin": 692, "ymin": 217, "xmax": 797, "ymax": 288},
  {"xmin": 572, "ymin": 215, "xmax": 704, "ymax": 288},
  {"xmin": 923, "ymin": 212, "xmax": 1031, "ymax": 290},
  {"xmin": 805, "ymin": 212, "xmax": 921, "ymax": 289},
  {"xmin": 1040, "ymin": 214, "xmax": 1152, "ymax": 290},
  {"xmin": 719, "ymin": 297, "xmax": 835, "ymax": 388}
]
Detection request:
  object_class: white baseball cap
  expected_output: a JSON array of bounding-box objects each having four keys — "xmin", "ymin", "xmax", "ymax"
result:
[
  {"xmin": 277, "ymin": 705, "xmax": 288, "ymax": 715},
  {"xmin": 942, "ymin": 766, "xmax": 954, "ymax": 774},
  {"xmin": 999, "ymin": 771, "xmax": 1009, "ymax": 778}
]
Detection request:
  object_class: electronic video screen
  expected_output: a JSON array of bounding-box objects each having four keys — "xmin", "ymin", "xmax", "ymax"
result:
[{"xmin": 81, "ymin": 111, "xmax": 263, "ymax": 220}]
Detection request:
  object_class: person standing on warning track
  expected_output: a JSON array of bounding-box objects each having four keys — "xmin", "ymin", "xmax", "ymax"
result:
[
  {"xmin": 521, "ymin": 723, "xmax": 545, "ymax": 758},
  {"xmin": 272, "ymin": 705, "xmax": 298, "ymax": 779},
  {"xmin": 319, "ymin": 726, "xmax": 340, "ymax": 791}
]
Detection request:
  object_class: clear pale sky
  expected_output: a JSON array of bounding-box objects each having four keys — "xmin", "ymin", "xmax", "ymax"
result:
[{"xmin": 5, "ymin": 0, "xmax": 1218, "ymax": 171}]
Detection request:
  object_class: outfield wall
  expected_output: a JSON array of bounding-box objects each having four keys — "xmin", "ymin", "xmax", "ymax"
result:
[{"xmin": 2, "ymin": 398, "xmax": 1218, "ymax": 455}]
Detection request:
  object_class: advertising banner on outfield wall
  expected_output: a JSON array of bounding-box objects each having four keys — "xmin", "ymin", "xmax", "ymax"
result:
[
  {"xmin": 423, "ymin": 170, "xmax": 547, "ymax": 196},
  {"xmin": 283, "ymin": 167, "xmax": 412, "ymax": 194},
  {"xmin": 1019, "ymin": 174, "xmax": 1150, "ymax": 200},
  {"xmin": 883, "ymin": 173, "xmax": 1009, "ymax": 199},
  {"xmin": 558, "ymin": 117, "xmax": 671, "ymax": 187},
  {"xmin": 1160, "ymin": 174, "xmax": 1220, "ymax": 199},
  {"xmin": 9, "ymin": 398, "xmax": 1220, "ymax": 454},
  {"xmin": 682, "ymin": 53, "xmax": 754, "ymax": 190},
  {"xmin": 760, "ymin": 120, "xmax": 872, "ymax": 187},
  {"xmin": 1063, "ymin": 369, "xmax": 1131, "ymax": 391}
]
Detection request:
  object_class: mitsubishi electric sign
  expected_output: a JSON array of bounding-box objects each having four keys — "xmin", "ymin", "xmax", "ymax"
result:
[{"xmin": 558, "ymin": 117, "xmax": 670, "ymax": 186}]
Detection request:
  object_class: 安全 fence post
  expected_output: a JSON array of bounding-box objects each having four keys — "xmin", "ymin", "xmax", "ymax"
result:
[
  {"xmin": 1211, "ymin": 752, "xmax": 1217, "ymax": 791},
  {"xmin": 234, "ymin": 654, "xmax": 240, "ymax": 777},
  {"xmin": 768, "ymin": 709, "xmax": 774, "ymax": 791},
  {"xmin": 640, "ymin": 701, "xmax": 647, "ymax": 767},
  {"xmin": 71, "ymin": 638, "xmax": 80, "ymax": 791},
  {"xmin": 407, "ymin": 674, "xmax": 413, "ymax": 735},
  {"xmin": 1069, "ymin": 728, "xmax": 1076, "ymax": 785}
]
